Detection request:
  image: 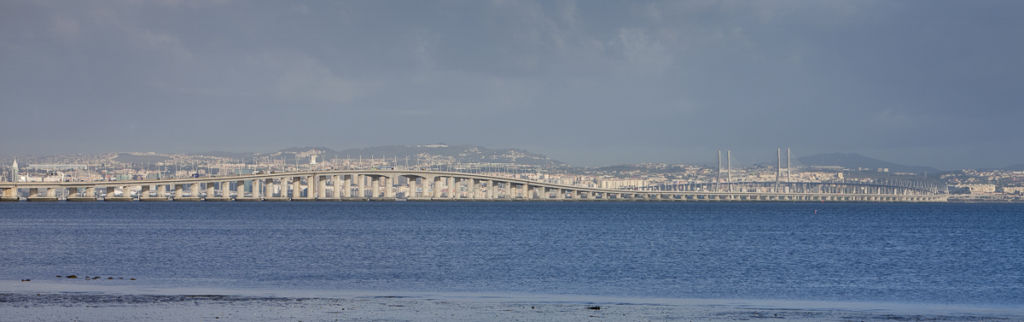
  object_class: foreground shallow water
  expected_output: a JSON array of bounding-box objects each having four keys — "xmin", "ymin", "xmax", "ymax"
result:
[{"xmin": 1, "ymin": 202, "xmax": 1022, "ymax": 306}]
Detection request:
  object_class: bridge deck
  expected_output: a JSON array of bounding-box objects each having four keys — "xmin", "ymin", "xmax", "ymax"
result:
[{"xmin": 0, "ymin": 170, "xmax": 948, "ymax": 203}]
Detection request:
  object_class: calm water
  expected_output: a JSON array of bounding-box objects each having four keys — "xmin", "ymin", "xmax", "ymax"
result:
[{"xmin": 1, "ymin": 202, "xmax": 1022, "ymax": 305}]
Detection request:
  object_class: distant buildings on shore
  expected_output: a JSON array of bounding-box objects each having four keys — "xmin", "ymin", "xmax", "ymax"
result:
[{"xmin": 2, "ymin": 149, "xmax": 1022, "ymax": 201}]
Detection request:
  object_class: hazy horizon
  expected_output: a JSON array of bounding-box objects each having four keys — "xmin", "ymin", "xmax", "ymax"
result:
[
  {"xmin": 0, "ymin": 143, "xmax": 1015, "ymax": 172},
  {"xmin": 2, "ymin": 1, "xmax": 1022, "ymax": 169}
]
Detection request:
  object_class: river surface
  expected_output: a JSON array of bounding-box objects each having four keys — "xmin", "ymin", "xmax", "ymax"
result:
[{"xmin": 1, "ymin": 202, "xmax": 1022, "ymax": 306}]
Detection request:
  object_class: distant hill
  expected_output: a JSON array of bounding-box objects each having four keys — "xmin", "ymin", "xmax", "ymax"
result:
[
  {"xmin": 798, "ymin": 153, "xmax": 940, "ymax": 174},
  {"xmin": 113, "ymin": 153, "xmax": 171, "ymax": 164},
  {"xmin": 1005, "ymin": 164, "xmax": 1024, "ymax": 171},
  {"xmin": 262, "ymin": 144, "xmax": 566, "ymax": 167},
  {"xmin": 194, "ymin": 151, "xmax": 260, "ymax": 159},
  {"xmin": 594, "ymin": 163, "xmax": 692, "ymax": 174}
]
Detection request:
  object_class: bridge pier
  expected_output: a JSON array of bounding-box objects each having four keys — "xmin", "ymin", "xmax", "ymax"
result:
[
  {"xmin": 169, "ymin": 184, "xmax": 197, "ymax": 201},
  {"xmin": 448, "ymin": 177, "xmax": 456, "ymax": 197},
  {"xmin": 203, "ymin": 183, "xmax": 215, "ymax": 200},
  {"xmin": 318, "ymin": 176, "xmax": 328, "ymax": 200},
  {"xmin": 27, "ymin": 187, "xmax": 59, "ymax": 202},
  {"xmin": 235, "ymin": 180, "xmax": 257, "ymax": 201},
  {"xmin": 153, "ymin": 185, "xmax": 165, "ymax": 200},
  {"xmin": 264, "ymin": 179, "xmax": 279, "ymax": 200},
  {"xmin": 0, "ymin": 187, "xmax": 18, "ymax": 201},
  {"xmin": 354, "ymin": 175, "xmax": 362, "ymax": 199},
  {"xmin": 344, "ymin": 175, "xmax": 353, "ymax": 199},
  {"xmin": 371, "ymin": 175, "xmax": 379, "ymax": 199},
  {"xmin": 344, "ymin": 175, "xmax": 353, "ymax": 198},
  {"xmin": 67, "ymin": 187, "xmax": 94, "ymax": 201},
  {"xmin": 430, "ymin": 176, "xmax": 441, "ymax": 199},
  {"xmin": 441, "ymin": 177, "xmax": 450, "ymax": 199},
  {"xmin": 140, "ymin": 185, "xmax": 164, "ymax": 201},
  {"xmin": 331, "ymin": 175, "xmax": 342, "ymax": 199},
  {"xmin": 383, "ymin": 176, "xmax": 393, "ymax": 199},
  {"xmin": 103, "ymin": 186, "xmax": 128, "ymax": 201},
  {"xmin": 290, "ymin": 177, "xmax": 301, "ymax": 200},
  {"xmin": 139, "ymin": 185, "xmax": 151, "ymax": 199},
  {"xmin": 0, "ymin": 171, "xmax": 949, "ymax": 204},
  {"xmin": 407, "ymin": 176, "xmax": 417, "ymax": 199},
  {"xmin": 26, "ymin": 187, "xmax": 54, "ymax": 202},
  {"xmin": 171, "ymin": 184, "xmax": 182, "ymax": 200}
]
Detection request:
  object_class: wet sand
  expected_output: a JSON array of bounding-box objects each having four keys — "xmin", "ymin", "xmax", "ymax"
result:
[{"xmin": 3, "ymin": 281, "xmax": 1022, "ymax": 321}]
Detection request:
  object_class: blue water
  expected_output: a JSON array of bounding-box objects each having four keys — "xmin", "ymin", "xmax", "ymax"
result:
[{"xmin": 1, "ymin": 202, "xmax": 1022, "ymax": 305}]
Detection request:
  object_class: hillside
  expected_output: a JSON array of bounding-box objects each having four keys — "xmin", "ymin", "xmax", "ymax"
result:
[
  {"xmin": 263, "ymin": 144, "xmax": 566, "ymax": 167},
  {"xmin": 798, "ymin": 153, "xmax": 940, "ymax": 174}
]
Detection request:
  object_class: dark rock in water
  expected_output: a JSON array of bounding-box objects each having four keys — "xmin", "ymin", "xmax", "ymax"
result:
[
  {"xmin": 587, "ymin": 306, "xmax": 601, "ymax": 310},
  {"xmin": 56, "ymin": 275, "xmax": 62, "ymax": 278},
  {"xmin": 66, "ymin": 275, "xmax": 78, "ymax": 279},
  {"xmin": 107, "ymin": 277, "xmax": 113, "ymax": 280},
  {"xmin": 21, "ymin": 279, "xmax": 30, "ymax": 282},
  {"xmin": 130, "ymin": 278, "xmax": 136, "ymax": 280}
]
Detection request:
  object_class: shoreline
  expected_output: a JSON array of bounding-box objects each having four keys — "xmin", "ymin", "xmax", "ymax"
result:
[{"xmin": 4, "ymin": 282, "xmax": 1022, "ymax": 321}]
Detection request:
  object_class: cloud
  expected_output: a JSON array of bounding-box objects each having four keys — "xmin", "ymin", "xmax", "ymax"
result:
[
  {"xmin": 49, "ymin": 15, "xmax": 80, "ymax": 38},
  {"xmin": 2, "ymin": 0, "xmax": 1023, "ymax": 168},
  {"xmin": 122, "ymin": 0, "xmax": 232, "ymax": 8},
  {"xmin": 136, "ymin": 29, "xmax": 193, "ymax": 61},
  {"xmin": 257, "ymin": 53, "xmax": 360, "ymax": 104},
  {"xmin": 613, "ymin": 28, "xmax": 673, "ymax": 73}
]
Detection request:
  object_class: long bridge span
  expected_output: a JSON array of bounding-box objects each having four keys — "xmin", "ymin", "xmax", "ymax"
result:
[{"xmin": 0, "ymin": 169, "xmax": 947, "ymax": 202}]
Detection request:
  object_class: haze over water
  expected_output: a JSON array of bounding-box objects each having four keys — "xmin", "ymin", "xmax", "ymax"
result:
[{"xmin": 2, "ymin": 202, "xmax": 1022, "ymax": 306}]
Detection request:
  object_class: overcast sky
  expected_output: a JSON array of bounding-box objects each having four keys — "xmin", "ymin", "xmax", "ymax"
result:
[{"xmin": 1, "ymin": 0, "xmax": 1022, "ymax": 169}]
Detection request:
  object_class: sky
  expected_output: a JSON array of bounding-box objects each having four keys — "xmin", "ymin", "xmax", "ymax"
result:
[{"xmin": 1, "ymin": 0, "xmax": 1022, "ymax": 169}]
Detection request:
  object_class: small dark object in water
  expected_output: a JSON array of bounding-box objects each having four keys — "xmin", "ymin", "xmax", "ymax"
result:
[
  {"xmin": 21, "ymin": 279, "xmax": 30, "ymax": 282},
  {"xmin": 119, "ymin": 277, "xmax": 124, "ymax": 280},
  {"xmin": 107, "ymin": 277, "xmax": 113, "ymax": 280},
  {"xmin": 587, "ymin": 306, "xmax": 601, "ymax": 310},
  {"xmin": 130, "ymin": 278, "xmax": 136, "ymax": 280},
  {"xmin": 531, "ymin": 306, "xmax": 535, "ymax": 309},
  {"xmin": 56, "ymin": 275, "xmax": 62, "ymax": 278},
  {"xmin": 92, "ymin": 276, "xmax": 101, "ymax": 280},
  {"xmin": 66, "ymin": 275, "xmax": 78, "ymax": 279}
]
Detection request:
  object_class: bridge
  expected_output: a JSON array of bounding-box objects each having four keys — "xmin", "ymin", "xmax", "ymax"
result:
[{"xmin": 0, "ymin": 169, "xmax": 947, "ymax": 202}]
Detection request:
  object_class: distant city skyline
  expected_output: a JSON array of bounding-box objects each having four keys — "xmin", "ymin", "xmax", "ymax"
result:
[
  {"xmin": 0, "ymin": 144, "xmax": 1013, "ymax": 172},
  {"xmin": 2, "ymin": 1, "xmax": 1023, "ymax": 169}
]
